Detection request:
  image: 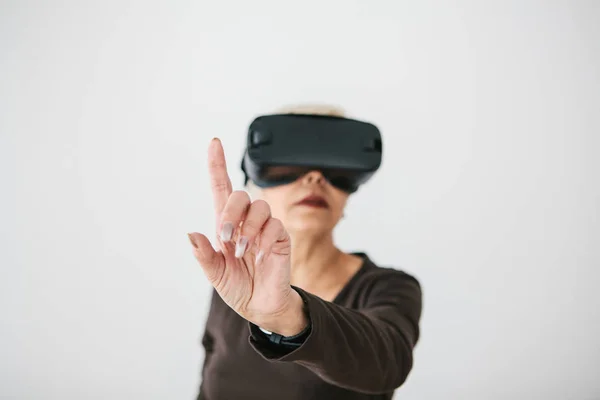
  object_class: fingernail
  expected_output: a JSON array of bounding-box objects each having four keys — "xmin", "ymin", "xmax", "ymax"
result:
[
  {"xmin": 235, "ymin": 236, "xmax": 248, "ymax": 258},
  {"xmin": 187, "ymin": 233, "xmax": 198, "ymax": 249},
  {"xmin": 220, "ymin": 222, "xmax": 233, "ymax": 242},
  {"xmin": 255, "ymin": 250, "xmax": 264, "ymax": 264}
]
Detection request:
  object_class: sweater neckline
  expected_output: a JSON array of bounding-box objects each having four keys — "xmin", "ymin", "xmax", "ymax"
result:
[{"xmin": 331, "ymin": 252, "xmax": 372, "ymax": 304}]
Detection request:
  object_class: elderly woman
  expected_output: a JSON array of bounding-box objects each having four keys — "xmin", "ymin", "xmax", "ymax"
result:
[{"xmin": 187, "ymin": 105, "xmax": 422, "ymax": 400}]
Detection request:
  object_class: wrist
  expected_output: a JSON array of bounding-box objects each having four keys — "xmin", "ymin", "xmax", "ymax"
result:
[{"xmin": 259, "ymin": 290, "xmax": 309, "ymax": 337}]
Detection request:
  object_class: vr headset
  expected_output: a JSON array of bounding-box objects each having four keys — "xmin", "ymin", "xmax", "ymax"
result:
[{"xmin": 240, "ymin": 113, "xmax": 382, "ymax": 193}]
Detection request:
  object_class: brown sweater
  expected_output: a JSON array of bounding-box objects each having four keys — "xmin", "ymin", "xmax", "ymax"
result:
[{"xmin": 197, "ymin": 253, "xmax": 422, "ymax": 400}]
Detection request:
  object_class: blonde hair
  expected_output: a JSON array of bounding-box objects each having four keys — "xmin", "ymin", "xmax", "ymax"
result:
[
  {"xmin": 275, "ymin": 103, "xmax": 346, "ymax": 117},
  {"xmin": 244, "ymin": 103, "xmax": 346, "ymax": 200}
]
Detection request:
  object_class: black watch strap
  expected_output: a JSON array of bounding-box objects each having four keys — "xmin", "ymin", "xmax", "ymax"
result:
[{"xmin": 258, "ymin": 322, "xmax": 311, "ymax": 348}]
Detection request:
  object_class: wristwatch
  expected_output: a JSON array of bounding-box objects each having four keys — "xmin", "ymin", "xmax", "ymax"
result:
[{"xmin": 257, "ymin": 323, "xmax": 311, "ymax": 348}]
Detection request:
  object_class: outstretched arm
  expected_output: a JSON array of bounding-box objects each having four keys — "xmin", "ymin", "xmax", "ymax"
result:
[{"xmin": 248, "ymin": 272, "xmax": 422, "ymax": 394}]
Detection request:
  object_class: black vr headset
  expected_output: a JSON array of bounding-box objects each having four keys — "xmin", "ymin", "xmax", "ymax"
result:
[{"xmin": 240, "ymin": 113, "xmax": 382, "ymax": 193}]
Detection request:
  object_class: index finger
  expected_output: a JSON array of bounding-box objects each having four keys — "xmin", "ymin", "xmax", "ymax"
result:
[{"xmin": 207, "ymin": 138, "xmax": 233, "ymax": 217}]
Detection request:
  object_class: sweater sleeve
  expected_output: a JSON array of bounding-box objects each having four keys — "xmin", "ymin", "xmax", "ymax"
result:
[{"xmin": 247, "ymin": 272, "xmax": 422, "ymax": 394}]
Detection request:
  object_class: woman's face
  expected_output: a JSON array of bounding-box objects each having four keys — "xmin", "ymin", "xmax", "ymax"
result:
[{"xmin": 257, "ymin": 169, "xmax": 350, "ymax": 237}]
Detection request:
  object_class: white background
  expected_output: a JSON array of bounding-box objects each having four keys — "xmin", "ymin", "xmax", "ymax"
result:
[{"xmin": 1, "ymin": 1, "xmax": 599, "ymax": 399}]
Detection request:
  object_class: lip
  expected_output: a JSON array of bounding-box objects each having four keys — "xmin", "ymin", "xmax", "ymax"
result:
[{"xmin": 295, "ymin": 194, "xmax": 329, "ymax": 209}]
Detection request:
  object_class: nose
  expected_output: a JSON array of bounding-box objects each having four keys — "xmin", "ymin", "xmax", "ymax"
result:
[{"xmin": 302, "ymin": 170, "xmax": 326, "ymax": 186}]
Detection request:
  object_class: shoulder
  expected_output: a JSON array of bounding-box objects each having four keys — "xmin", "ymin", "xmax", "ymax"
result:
[
  {"xmin": 350, "ymin": 254, "xmax": 423, "ymax": 345},
  {"xmin": 355, "ymin": 253, "xmax": 421, "ymax": 288},
  {"xmin": 353, "ymin": 254, "xmax": 422, "ymax": 309}
]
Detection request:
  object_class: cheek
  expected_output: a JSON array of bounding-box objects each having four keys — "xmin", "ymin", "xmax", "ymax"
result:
[
  {"xmin": 329, "ymin": 193, "xmax": 349, "ymax": 216},
  {"xmin": 268, "ymin": 202, "xmax": 288, "ymax": 221},
  {"xmin": 260, "ymin": 189, "xmax": 292, "ymax": 219},
  {"xmin": 330, "ymin": 204, "xmax": 345, "ymax": 221}
]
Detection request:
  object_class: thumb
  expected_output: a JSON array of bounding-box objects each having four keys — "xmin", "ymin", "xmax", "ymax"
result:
[{"xmin": 187, "ymin": 232, "xmax": 224, "ymax": 284}]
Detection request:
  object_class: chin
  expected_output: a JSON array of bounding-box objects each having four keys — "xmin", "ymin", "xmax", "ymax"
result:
[{"xmin": 285, "ymin": 216, "xmax": 334, "ymax": 237}]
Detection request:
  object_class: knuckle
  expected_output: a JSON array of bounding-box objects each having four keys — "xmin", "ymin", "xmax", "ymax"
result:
[
  {"xmin": 241, "ymin": 201, "xmax": 272, "ymax": 237},
  {"xmin": 211, "ymin": 180, "xmax": 230, "ymax": 192},
  {"xmin": 270, "ymin": 217, "xmax": 283, "ymax": 228},
  {"xmin": 220, "ymin": 211, "xmax": 235, "ymax": 223},
  {"xmin": 222, "ymin": 191, "xmax": 250, "ymax": 216},
  {"xmin": 260, "ymin": 218, "xmax": 284, "ymax": 245},
  {"xmin": 267, "ymin": 218, "xmax": 285, "ymax": 235},
  {"xmin": 241, "ymin": 220, "xmax": 262, "ymax": 235},
  {"xmin": 252, "ymin": 199, "xmax": 271, "ymax": 211},
  {"xmin": 250, "ymin": 201, "xmax": 271, "ymax": 219},
  {"xmin": 208, "ymin": 158, "xmax": 225, "ymax": 169},
  {"xmin": 231, "ymin": 190, "xmax": 251, "ymax": 202}
]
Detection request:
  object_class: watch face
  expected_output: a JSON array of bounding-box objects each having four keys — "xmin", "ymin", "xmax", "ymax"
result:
[{"xmin": 258, "ymin": 327, "xmax": 273, "ymax": 335}]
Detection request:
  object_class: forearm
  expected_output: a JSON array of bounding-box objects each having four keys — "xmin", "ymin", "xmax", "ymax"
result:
[{"xmin": 249, "ymin": 285, "xmax": 420, "ymax": 394}]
